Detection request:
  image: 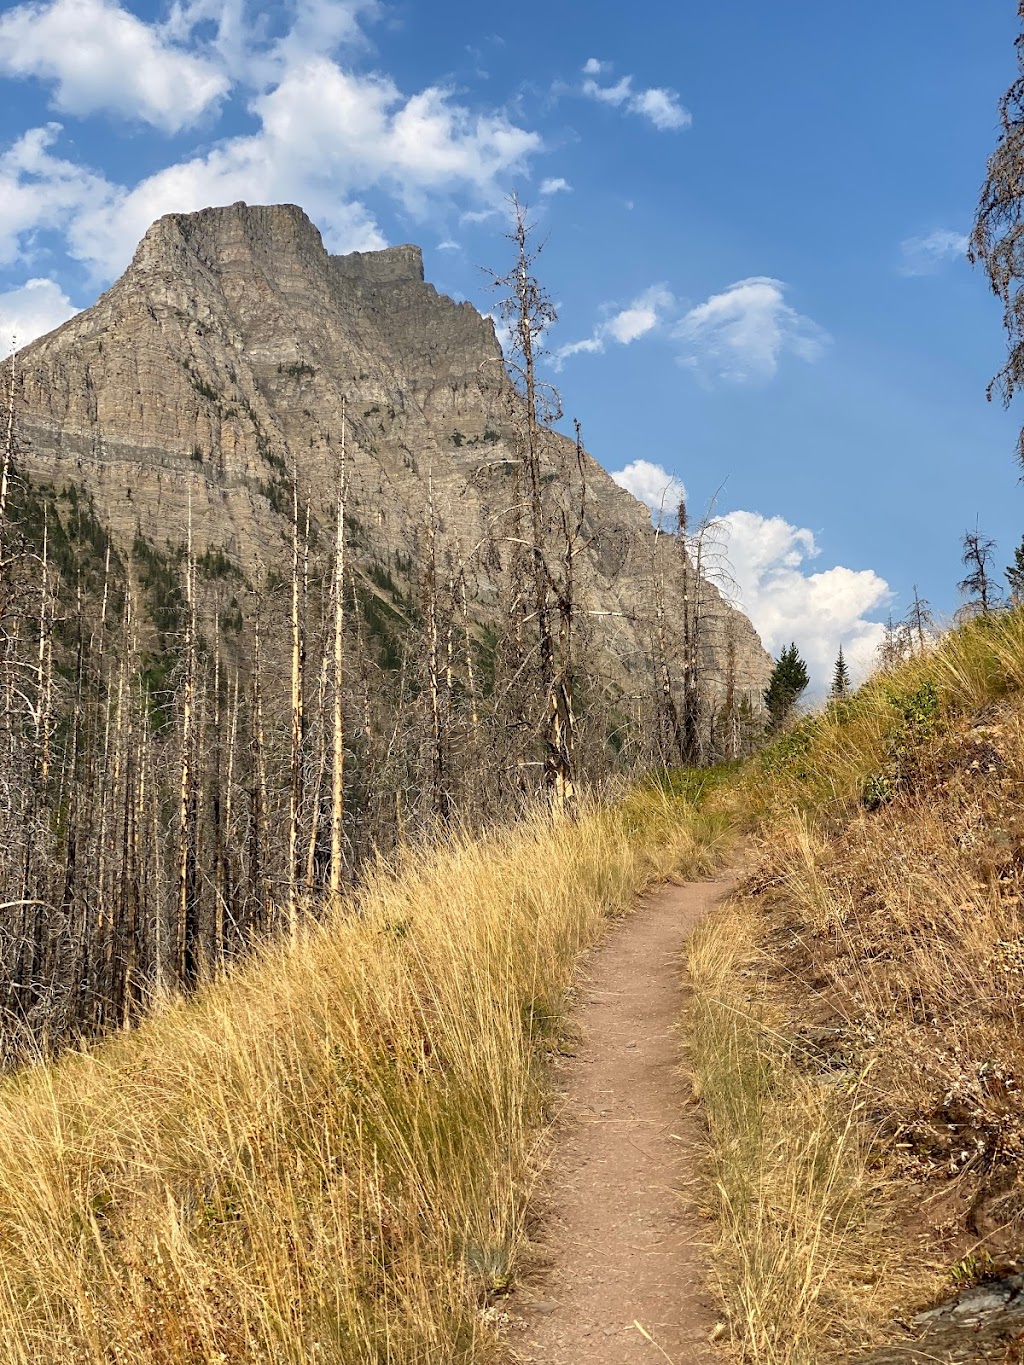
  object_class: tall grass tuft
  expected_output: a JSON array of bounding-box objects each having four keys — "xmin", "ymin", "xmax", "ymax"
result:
[
  {"xmin": 690, "ymin": 608, "xmax": 1024, "ymax": 1361},
  {"xmin": 0, "ymin": 789, "xmax": 728, "ymax": 1364}
]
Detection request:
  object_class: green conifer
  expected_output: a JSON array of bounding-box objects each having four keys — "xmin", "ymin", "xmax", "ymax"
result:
[
  {"xmin": 764, "ymin": 642, "xmax": 810, "ymax": 729},
  {"xmin": 831, "ymin": 645, "xmax": 851, "ymax": 699},
  {"xmin": 1007, "ymin": 535, "xmax": 1024, "ymax": 603}
]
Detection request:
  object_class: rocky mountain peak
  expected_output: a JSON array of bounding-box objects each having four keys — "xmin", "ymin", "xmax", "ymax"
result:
[
  {"xmin": 8, "ymin": 200, "xmax": 772, "ymax": 706},
  {"xmin": 131, "ymin": 200, "xmax": 329, "ymax": 281}
]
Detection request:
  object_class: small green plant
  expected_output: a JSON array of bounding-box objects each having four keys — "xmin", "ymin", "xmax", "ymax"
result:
[
  {"xmin": 864, "ymin": 680, "xmax": 944, "ymax": 808},
  {"xmin": 861, "ymin": 770, "xmax": 894, "ymax": 810},
  {"xmin": 949, "ymin": 1250, "xmax": 994, "ymax": 1289}
]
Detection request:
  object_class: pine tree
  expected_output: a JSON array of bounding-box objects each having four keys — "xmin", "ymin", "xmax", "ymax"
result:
[
  {"xmin": 1008, "ymin": 535, "xmax": 1024, "ymax": 602},
  {"xmin": 764, "ymin": 642, "xmax": 809, "ymax": 729},
  {"xmin": 831, "ymin": 645, "xmax": 851, "ymax": 699}
]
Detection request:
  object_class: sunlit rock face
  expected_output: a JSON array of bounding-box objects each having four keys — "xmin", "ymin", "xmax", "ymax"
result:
[{"xmin": 10, "ymin": 200, "xmax": 772, "ymax": 701}]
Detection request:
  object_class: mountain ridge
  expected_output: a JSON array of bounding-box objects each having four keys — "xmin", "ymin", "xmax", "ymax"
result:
[{"xmin": 9, "ymin": 199, "xmax": 771, "ymax": 706}]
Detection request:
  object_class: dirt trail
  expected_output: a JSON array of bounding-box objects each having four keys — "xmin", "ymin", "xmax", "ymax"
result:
[{"xmin": 506, "ymin": 871, "xmax": 741, "ymax": 1365}]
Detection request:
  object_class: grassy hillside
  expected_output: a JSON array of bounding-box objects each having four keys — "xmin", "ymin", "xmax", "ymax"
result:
[
  {"xmin": 7, "ymin": 604, "xmax": 1023, "ymax": 1365},
  {"xmin": 690, "ymin": 612, "xmax": 1024, "ymax": 1362},
  {"xmin": 0, "ymin": 789, "xmax": 730, "ymax": 1364}
]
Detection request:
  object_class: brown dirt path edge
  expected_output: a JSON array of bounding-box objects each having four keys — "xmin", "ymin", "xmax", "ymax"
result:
[{"xmin": 504, "ymin": 871, "xmax": 742, "ymax": 1365}]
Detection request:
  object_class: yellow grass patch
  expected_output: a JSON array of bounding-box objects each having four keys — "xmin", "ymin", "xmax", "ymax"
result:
[
  {"xmin": 690, "ymin": 612, "xmax": 1024, "ymax": 1360},
  {"xmin": 0, "ymin": 791, "xmax": 728, "ymax": 1363}
]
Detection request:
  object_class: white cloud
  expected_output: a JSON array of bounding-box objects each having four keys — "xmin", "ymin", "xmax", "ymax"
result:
[
  {"xmin": 555, "ymin": 283, "xmax": 674, "ymax": 366},
  {"xmin": 583, "ymin": 75, "xmax": 633, "ymax": 107},
  {"xmin": 0, "ymin": 123, "xmax": 113, "ymax": 267},
  {"xmin": 719, "ymin": 509, "xmax": 890, "ymax": 689},
  {"xmin": 899, "ymin": 228, "xmax": 968, "ymax": 277},
  {"xmin": 0, "ymin": 0, "xmax": 543, "ymax": 281},
  {"xmin": 2, "ymin": 55, "xmax": 542, "ymax": 280},
  {"xmin": 629, "ymin": 87, "xmax": 690, "ymax": 132},
  {"xmin": 674, "ymin": 276, "xmax": 829, "ymax": 382},
  {"xmin": 460, "ymin": 207, "xmax": 500, "ymax": 225},
  {"xmin": 609, "ymin": 458, "xmax": 686, "ymax": 521},
  {"xmin": 0, "ymin": 0, "xmax": 229, "ymax": 132},
  {"xmin": 437, "ymin": 238, "xmax": 459, "ymax": 251},
  {"xmin": 540, "ymin": 176, "xmax": 572, "ymax": 195},
  {"xmin": 0, "ymin": 277, "xmax": 77, "ymax": 353},
  {"xmin": 580, "ymin": 62, "xmax": 691, "ymax": 131},
  {"xmin": 606, "ymin": 286, "xmax": 672, "ymax": 342},
  {"xmin": 553, "ymin": 336, "xmax": 604, "ymax": 364}
]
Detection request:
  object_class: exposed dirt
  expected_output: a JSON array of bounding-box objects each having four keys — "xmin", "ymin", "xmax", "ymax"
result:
[{"xmin": 505, "ymin": 871, "xmax": 742, "ymax": 1365}]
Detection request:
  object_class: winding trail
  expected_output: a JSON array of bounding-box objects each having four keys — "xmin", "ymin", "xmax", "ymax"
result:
[{"xmin": 506, "ymin": 871, "xmax": 742, "ymax": 1365}]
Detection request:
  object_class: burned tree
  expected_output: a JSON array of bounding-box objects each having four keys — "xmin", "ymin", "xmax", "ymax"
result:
[
  {"xmin": 959, "ymin": 524, "xmax": 1002, "ymax": 618},
  {"xmin": 488, "ymin": 195, "xmax": 577, "ymax": 810},
  {"xmin": 971, "ymin": 3, "xmax": 1024, "ymax": 468}
]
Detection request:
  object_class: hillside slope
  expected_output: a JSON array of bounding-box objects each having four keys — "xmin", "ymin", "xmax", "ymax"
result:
[
  {"xmin": 691, "ymin": 613, "xmax": 1024, "ymax": 1362},
  {"xmin": 0, "ymin": 787, "xmax": 729, "ymax": 1364}
]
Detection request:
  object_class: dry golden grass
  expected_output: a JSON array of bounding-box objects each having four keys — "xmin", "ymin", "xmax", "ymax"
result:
[
  {"xmin": 690, "ymin": 611, "xmax": 1024, "ymax": 1362},
  {"xmin": 0, "ymin": 789, "xmax": 729, "ymax": 1364},
  {"xmin": 688, "ymin": 896, "xmax": 918, "ymax": 1365}
]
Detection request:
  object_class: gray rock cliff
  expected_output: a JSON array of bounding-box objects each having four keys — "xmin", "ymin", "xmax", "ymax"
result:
[{"xmin": 9, "ymin": 201, "xmax": 772, "ymax": 708}]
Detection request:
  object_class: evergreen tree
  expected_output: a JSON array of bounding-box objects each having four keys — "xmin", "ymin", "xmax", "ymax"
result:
[
  {"xmin": 831, "ymin": 645, "xmax": 851, "ymax": 699},
  {"xmin": 1008, "ymin": 535, "xmax": 1024, "ymax": 602},
  {"xmin": 764, "ymin": 642, "xmax": 809, "ymax": 729}
]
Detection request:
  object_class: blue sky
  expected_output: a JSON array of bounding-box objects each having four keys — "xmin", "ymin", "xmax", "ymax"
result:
[{"xmin": 0, "ymin": 0, "xmax": 1021, "ymax": 685}]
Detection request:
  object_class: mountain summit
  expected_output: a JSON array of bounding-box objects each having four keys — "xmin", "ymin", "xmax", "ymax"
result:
[{"xmin": 11, "ymin": 199, "xmax": 770, "ymax": 709}]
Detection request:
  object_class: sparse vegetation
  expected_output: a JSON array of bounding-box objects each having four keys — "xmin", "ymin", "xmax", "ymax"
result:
[
  {"xmin": 280, "ymin": 360, "xmax": 315, "ymax": 379},
  {"xmin": 690, "ymin": 609, "xmax": 1024, "ymax": 1361}
]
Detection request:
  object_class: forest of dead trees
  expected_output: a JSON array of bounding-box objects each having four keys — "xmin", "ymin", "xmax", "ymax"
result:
[{"xmin": 0, "ymin": 209, "xmax": 763, "ymax": 1057}]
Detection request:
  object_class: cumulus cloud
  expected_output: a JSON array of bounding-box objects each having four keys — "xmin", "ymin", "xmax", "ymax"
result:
[
  {"xmin": 627, "ymin": 87, "xmax": 691, "ymax": 132},
  {"xmin": 719, "ymin": 509, "xmax": 890, "ymax": 689},
  {"xmin": 0, "ymin": 0, "xmax": 229, "ymax": 132},
  {"xmin": 1, "ymin": 56, "xmax": 541, "ymax": 279},
  {"xmin": 554, "ymin": 283, "xmax": 674, "ymax": 366},
  {"xmin": 580, "ymin": 61, "xmax": 691, "ymax": 131},
  {"xmin": 674, "ymin": 277, "xmax": 829, "ymax": 382},
  {"xmin": 899, "ymin": 228, "xmax": 969, "ymax": 276},
  {"xmin": 0, "ymin": 123, "xmax": 113, "ymax": 267},
  {"xmin": 0, "ymin": 277, "xmax": 77, "ymax": 353},
  {"xmin": 609, "ymin": 458, "xmax": 686, "ymax": 521},
  {"xmin": 605, "ymin": 475, "xmax": 886, "ymax": 689},
  {"xmin": 0, "ymin": 0, "xmax": 544, "ymax": 281},
  {"xmin": 540, "ymin": 176, "xmax": 571, "ymax": 194}
]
